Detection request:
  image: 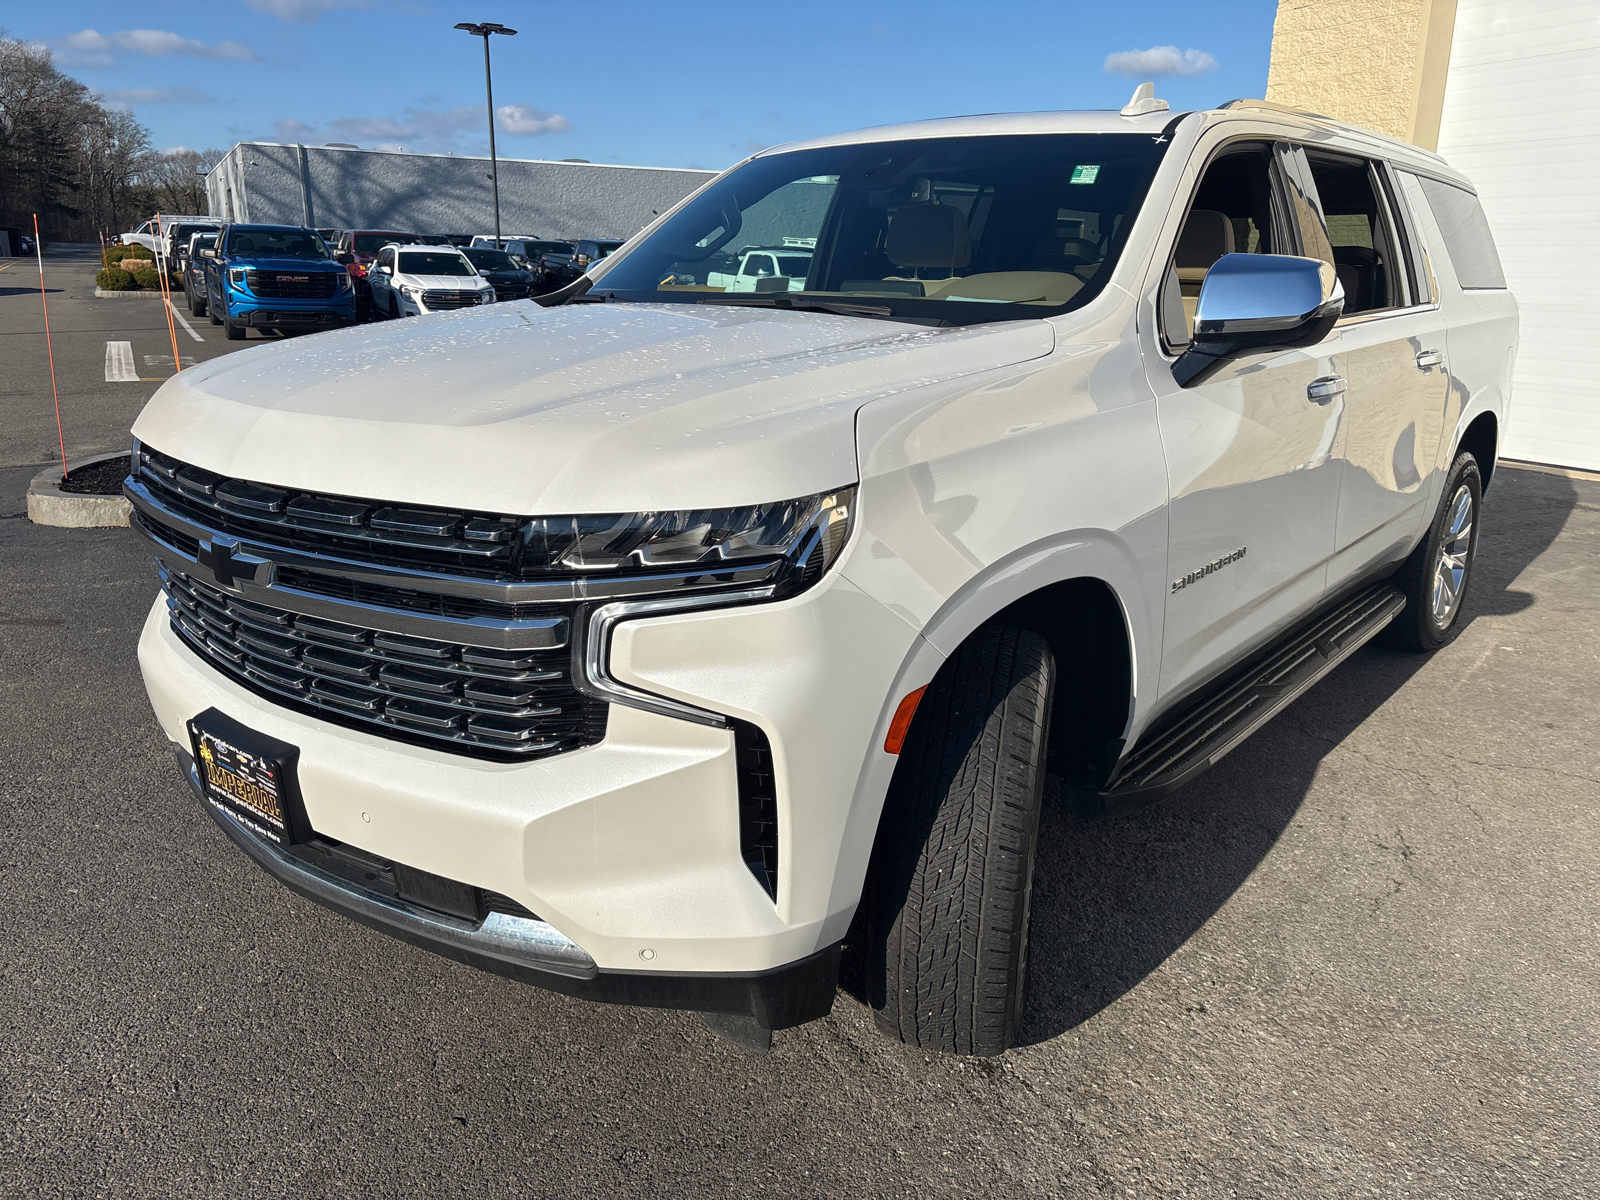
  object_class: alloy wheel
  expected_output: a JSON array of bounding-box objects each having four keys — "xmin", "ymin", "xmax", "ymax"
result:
[{"xmin": 1431, "ymin": 484, "xmax": 1474, "ymax": 625}]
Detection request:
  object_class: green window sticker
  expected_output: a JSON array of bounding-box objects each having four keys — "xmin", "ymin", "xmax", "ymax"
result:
[{"xmin": 1070, "ymin": 164, "xmax": 1101, "ymax": 185}]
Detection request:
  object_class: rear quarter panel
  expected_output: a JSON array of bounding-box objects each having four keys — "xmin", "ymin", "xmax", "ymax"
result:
[{"xmin": 1397, "ymin": 173, "xmax": 1518, "ymax": 484}]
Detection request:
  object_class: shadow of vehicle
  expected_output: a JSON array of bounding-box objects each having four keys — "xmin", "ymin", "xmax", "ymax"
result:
[{"xmin": 841, "ymin": 467, "xmax": 1579, "ymax": 1047}]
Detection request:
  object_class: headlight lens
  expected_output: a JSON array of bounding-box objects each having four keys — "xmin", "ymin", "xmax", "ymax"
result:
[
  {"xmin": 400, "ymin": 284, "xmax": 416, "ymax": 298},
  {"xmin": 520, "ymin": 487, "xmax": 854, "ymax": 596},
  {"xmin": 228, "ymin": 268, "xmax": 246, "ymax": 285}
]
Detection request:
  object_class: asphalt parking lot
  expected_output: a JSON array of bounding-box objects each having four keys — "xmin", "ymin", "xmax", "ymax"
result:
[{"xmin": 2, "ymin": 248, "xmax": 1597, "ymax": 1199}]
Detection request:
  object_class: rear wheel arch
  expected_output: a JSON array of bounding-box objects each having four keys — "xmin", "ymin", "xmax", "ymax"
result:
[{"xmin": 1456, "ymin": 410, "xmax": 1499, "ymax": 491}]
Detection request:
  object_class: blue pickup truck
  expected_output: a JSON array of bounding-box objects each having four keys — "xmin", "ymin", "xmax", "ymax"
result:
[{"xmin": 200, "ymin": 224, "xmax": 357, "ymax": 340}]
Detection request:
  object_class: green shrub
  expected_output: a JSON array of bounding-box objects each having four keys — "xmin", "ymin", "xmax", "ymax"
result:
[
  {"xmin": 103, "ymin": 245, "xmax": 126, "ymax": 265},
  {"xmin": 131, "ymin": 266, "xmax": 161, "ymax": 289},
  {"xmin": 97, "ymin": 267, "xmax": 136, "ymax": 290},
  {"xmin": 125, "ymin": 244, "xmax": 154, "ymax": 260}
]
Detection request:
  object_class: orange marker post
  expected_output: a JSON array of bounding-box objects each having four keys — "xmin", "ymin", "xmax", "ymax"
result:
[
  {"xmin": 154, "ymin": 212, "xmax": 184, "ymax": 375},
  {"xmin": 33, "ymin": 214, "xmax": 67, "ymax": 481}
]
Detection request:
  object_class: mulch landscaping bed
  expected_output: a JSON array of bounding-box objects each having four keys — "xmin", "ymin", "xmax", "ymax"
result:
[{"xmin": 58, "ymin": 456, "xmax": 130, "ymax": 495}]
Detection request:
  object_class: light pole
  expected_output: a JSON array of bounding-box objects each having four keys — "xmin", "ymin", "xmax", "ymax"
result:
[{"xmin": 453, "ymin": 21, "xmax": 518, "ymax": 247}]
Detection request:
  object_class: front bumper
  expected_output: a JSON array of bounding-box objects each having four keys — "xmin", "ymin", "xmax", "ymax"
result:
[
  {"xmin": 227, "ymin": 292, "xmax": 357, "ymax": 325},
  {"xmin": 173, "ymin": 742, "xmax": 841, "ymax": 1027}
]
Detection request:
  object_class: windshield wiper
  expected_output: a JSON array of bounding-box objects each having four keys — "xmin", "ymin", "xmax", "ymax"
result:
[{"xmin": 696, "ymin": 295, "xmax": 893, "ymax": 318}]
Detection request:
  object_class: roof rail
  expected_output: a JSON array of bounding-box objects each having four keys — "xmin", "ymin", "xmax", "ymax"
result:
[{"xmin": 1220, "ymin": 98, "xmax": 1334, "ymax": 121}]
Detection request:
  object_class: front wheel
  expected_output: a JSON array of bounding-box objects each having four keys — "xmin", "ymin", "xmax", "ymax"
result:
[
  {"xmin": 865, "ymin": 625, "xmax": 1055, "ymax": 1056},
  {"xmin": 1384, "ymin": 451, "xmax": 1483, "ymax": 652},
  {"xmin": 223, "ymin": 312, "xmax": 246, "ymax": 340}
]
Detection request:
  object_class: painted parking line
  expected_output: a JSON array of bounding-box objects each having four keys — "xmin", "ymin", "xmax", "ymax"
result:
[
  {"xmin": 105, "ymin": 341, "xmax": 138, "ymax": 382},
  {"xmin": 166, "ymin": 297, "xmax": 204, "ymax": 342}
]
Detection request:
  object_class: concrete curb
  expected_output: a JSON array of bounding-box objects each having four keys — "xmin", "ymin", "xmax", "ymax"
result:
[
  {"xmin": 95, "ymin": 287, "xmax": 165, "ymax": 299},
  {"xmin": 27, "ymin": 454, "xmax": 132, "ymax": 529}
]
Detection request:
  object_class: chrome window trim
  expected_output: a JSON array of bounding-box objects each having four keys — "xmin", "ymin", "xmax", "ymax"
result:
[
  {"xmin": 579, "ymin": 589, "xmax": 776, "ymax": 729},
  {"xmin": 1332, "ymin": 300, "xmax": 1441, "ymax": 329}
]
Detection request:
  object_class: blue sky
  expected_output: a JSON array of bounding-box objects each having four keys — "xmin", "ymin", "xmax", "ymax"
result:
[{"xmin": 12, "ymin": 0, "xmax": 1280, "ymax": 169}]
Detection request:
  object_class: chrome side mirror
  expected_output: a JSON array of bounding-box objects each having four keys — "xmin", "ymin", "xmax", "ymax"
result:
[{"xmin": 1173, "ymin": 253, "xmax": 1344, "ymax": 387}]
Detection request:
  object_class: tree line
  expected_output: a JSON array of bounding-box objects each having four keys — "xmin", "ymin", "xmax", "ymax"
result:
[{"xmin": 0, "ymin": 34, "xmax": 225, "ymax": 243}]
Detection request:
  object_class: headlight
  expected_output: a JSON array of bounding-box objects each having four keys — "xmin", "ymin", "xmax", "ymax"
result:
[
  {"xmin": 521, "ymin": 486, "xmax": 854, "ymax": 597},
  {"xmin": 228, "ymin": 268, "xmax": 246, "ymax": 285},
  {"xmin": 400, "ymin": 285, "xmax": 416, "ymax": 298}
]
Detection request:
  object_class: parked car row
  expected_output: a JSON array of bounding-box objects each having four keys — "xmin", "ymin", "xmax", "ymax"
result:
[{"xmin": 171, "ymin": 222, "xmax": 619, "ymax": 338}]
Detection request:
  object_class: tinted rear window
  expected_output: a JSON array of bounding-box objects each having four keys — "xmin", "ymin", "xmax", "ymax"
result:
[{"xmin": 1411, "ymin": 176, "xmax": 1506, "ymax": 289}]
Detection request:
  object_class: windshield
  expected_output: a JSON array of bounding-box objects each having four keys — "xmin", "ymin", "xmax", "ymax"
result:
[
  {"xmin": 591, "ymin": 133, "xmax": 1166, "ymax": 324},
  {"xmin": 464, "ymin": 248, "xmax": 518, "ymax": 271},
  {"xmin": 398, "ymin": 251, "xmax": 476, "ymax": 277},
  {"xmin": 526, "ymin": 240, "xmax": 574, "ymax": 257},
  {"xmin": 172, "ymin": 224, "xmax": 212, "ymax": 247},
  {"xmin": 226, "ymin": 229, "xmax": 329, "ymax": 259},
  {"xmin": 354, "ymin": 232, "xmax": 419, "ymax": 254}
]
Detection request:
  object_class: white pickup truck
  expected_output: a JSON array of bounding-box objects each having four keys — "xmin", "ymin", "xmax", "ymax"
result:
[{"xmin": 125, "ymin": 90, "xmax": 1513, "ymax": 1056}]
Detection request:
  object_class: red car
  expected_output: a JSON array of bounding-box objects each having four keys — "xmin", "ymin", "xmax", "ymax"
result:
[{"xmin": 333, "ymin": 229, "xmax": 426, "ymax": 316}]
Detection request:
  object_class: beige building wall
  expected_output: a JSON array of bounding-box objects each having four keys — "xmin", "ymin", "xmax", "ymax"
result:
[{"xmin": 1267, "ymin": 0, "xmax": 1459, "ymax": 149}]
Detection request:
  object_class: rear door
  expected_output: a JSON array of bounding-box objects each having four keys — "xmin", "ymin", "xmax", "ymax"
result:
[
  {"xmin": 1143, "ymin": 138, "xmax": 1345, "ymax": 706},
  {"xmin": 1295, "ymin": 150, "xmax": 1451, "ymax": 587}
]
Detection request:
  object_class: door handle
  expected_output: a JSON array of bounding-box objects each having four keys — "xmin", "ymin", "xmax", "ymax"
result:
[
  {"xmin": 1415, "ymin": 349, "xmax": 1444, "ymax": 370},
  {"xmin": 1307, "ymin": 375, "xmax": 1346, "ymax": 404}
]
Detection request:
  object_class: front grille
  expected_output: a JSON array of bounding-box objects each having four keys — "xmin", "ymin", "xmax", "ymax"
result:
[
  {"xmin": 493, "ymin": 285, "xmax": 528, "ymax": 301},
  {"xmin": 135, "ymin": 446, "xmax": 523, "ymax": 579},
  {"xmin": 422, "ymin": 289, "xmax": 482, "ymax": 310},
  {"xmin": 163, "ymin": 567, "xmax": 606, "ymax": 761},
  {"xmin": 248, "ymin": 271, "xmax": 339, "ymax": 299}
]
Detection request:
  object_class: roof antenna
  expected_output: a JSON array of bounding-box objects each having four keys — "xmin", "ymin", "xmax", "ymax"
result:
[{"xmin": 1120, "ymin": 82, "xmax": 1169, "ymax": 117}]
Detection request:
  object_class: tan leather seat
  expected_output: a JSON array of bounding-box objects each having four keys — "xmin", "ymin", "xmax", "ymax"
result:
[
  {"xmin": 1174, "ymin": 208, "xmax": 1236, "ymax": 335},
  {"xmin": 886, "ymin": 204, "xmax": 972, "ymax": 272},
  {"xmin": 1175, "ymin": 209, "xmax": 1234, "ymax": 284}
]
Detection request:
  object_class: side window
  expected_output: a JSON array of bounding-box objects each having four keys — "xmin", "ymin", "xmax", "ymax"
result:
[
  {"xmin": 1303, "ymin": 154, "xmax": 1405, "ymax": 316},
  {"xmin": 1410, "ymin": 175, "xmax": 1507, "ymax": 289},
  {"xmin": 1161, "ymin": 145, "xmax": 1280, "ymax": 348}
]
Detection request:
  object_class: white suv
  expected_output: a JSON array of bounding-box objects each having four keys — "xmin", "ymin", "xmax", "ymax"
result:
[
  {"xmin": 366, "ymin": 244, "xmax": 495, "ymax": 317},
  {"xmin": 126, "ymin": 93, "xmax": 1514, "ymax": 1056}
]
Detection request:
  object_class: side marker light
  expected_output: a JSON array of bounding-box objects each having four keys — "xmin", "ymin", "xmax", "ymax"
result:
[{"xmin": 884, "ymin": 685, "xmax": 928, "ymax": 755}]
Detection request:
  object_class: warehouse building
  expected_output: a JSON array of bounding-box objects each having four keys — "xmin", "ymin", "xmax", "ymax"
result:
[
  {"xmin": 203, "ymin": 142, "xmax": 716, "ymax": 244},
  {"xmin": 1268, "ymin": 0, "xmax": 1599, "ymax": 471}
]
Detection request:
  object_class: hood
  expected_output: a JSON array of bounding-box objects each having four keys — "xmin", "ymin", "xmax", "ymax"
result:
[
  {"xmin": 397, "ymin": 273, "xmax": 491, "ymax": 287},
  {"xmin": 132, "ymin": 302, "xmax": 1054, "ymax": 514}
]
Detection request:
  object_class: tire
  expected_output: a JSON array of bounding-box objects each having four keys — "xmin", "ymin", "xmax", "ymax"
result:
[
  {"xmin": 865, "ymin": 625, "xmax": 1055, "ymax": 1056},
  {"xmin": 223, "ymin": 312, "xmax": 246, "ymax": 340},
  {"xmin": 1384, "ymin": 450, "xmax": 1483, "ymax": 652},
  {"xmin": 188, "ymin": 283, "xmax": 206, "ymax": 318},
  {"xmin": 208, "ymin": 292, "xmax": 222, "ymax": 326}
]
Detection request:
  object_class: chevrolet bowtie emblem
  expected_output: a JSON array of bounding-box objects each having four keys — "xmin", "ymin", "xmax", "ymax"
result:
[{"xmin": 195, "ymin": 534, "xmax": 266, "ymax": 589}]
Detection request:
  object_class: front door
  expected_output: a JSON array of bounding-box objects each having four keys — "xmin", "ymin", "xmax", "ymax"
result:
[{"xmin": 1144, "ymin": 140, "xmax": 1345, "ymax": 707}]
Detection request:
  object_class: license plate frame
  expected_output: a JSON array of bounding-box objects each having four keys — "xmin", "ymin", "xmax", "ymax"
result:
[{"xmin": 187, "ymin": 707, "xmax": 311, "ymax": 846}]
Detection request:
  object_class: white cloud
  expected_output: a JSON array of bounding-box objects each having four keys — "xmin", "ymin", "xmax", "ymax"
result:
[
  {"xmin": 101, "ymin": 87, "xmax": 216, "ymax": 109},
  {"xmin": 58, "ymin": 28, "xmax": 260, "ymax": 68},
  {"xmin": 248, "ymin": 103, "xmax": 573, "ymax": 155},
  {"xmin": 243, "ymin": 0, "xmax": 373, "ymax": 23},
  {"xmin": 1103, "ymin": 46, "xmax": 1218, "ymax": 78},
  {"xmin": 160, "ymin": 145, "xmax": 195, "ymax": 156},
  {"xmin": 496, "ymin": 104, "xmax": 573, "ymax": 137}
]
